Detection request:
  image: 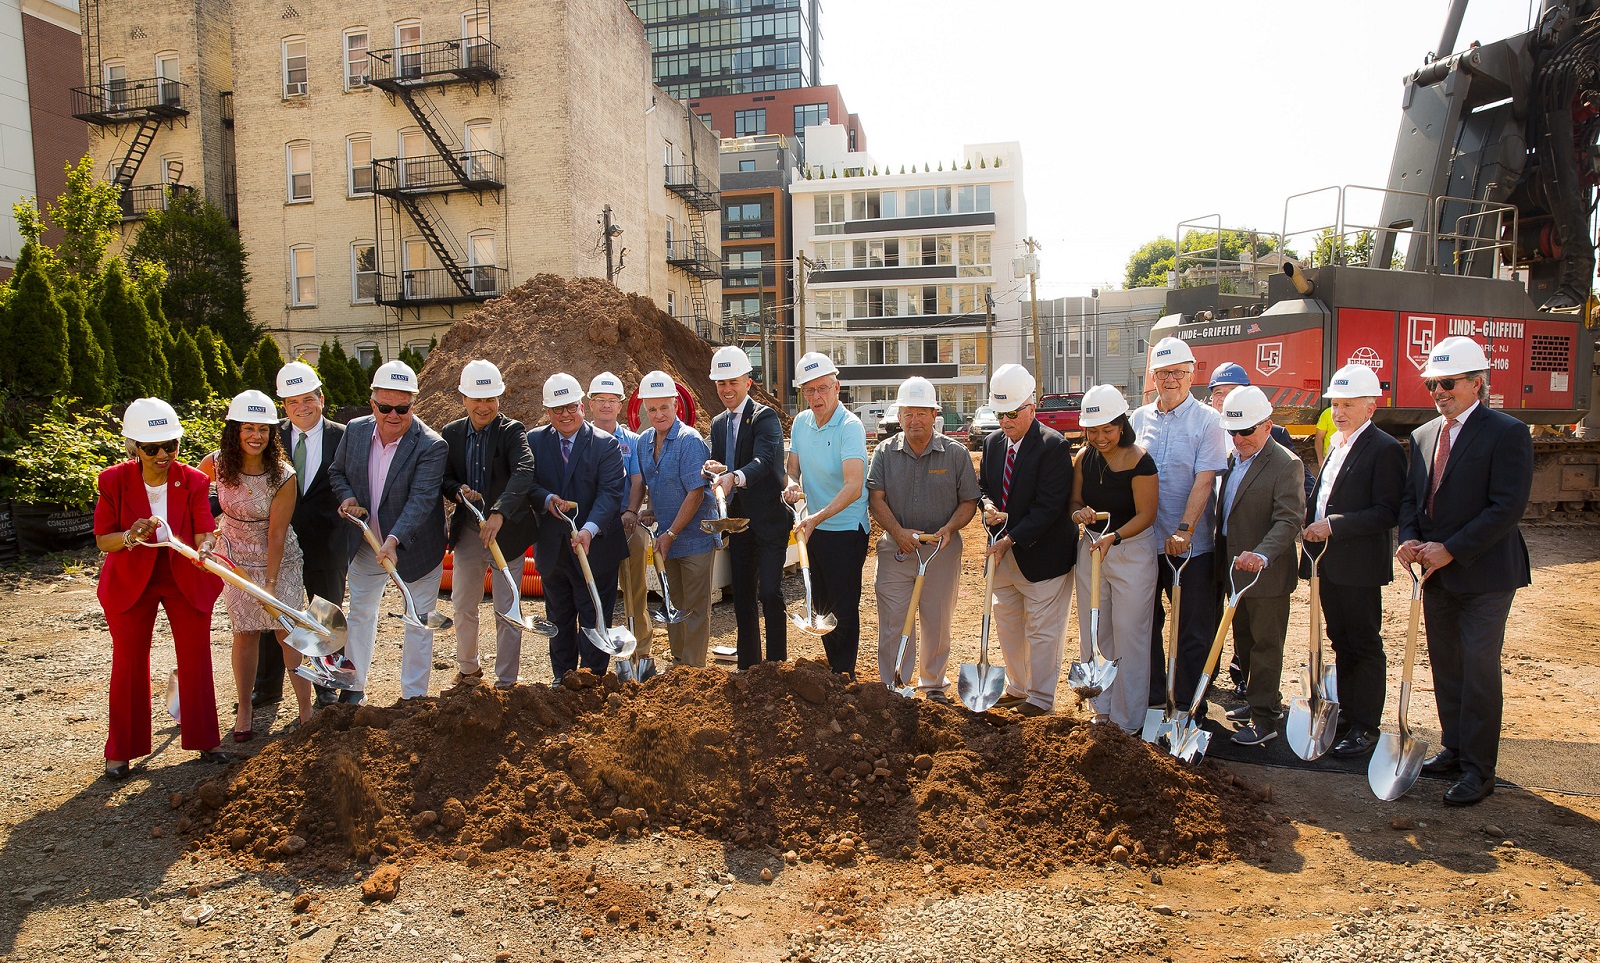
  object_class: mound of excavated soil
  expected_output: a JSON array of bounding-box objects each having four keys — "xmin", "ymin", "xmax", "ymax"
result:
[
  {"xmin": 410, "ymin": 274, "xmax": 790, "ymax": 434},
  {"xmin": 181, "ymin": 662, "xmax": 1271, "ymax": 879}
]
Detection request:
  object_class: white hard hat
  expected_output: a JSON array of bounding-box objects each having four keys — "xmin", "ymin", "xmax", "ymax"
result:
[
  {"xmin": 709, "ymin": 345, "xmax": 753, "ymax": 380},
  {"xmin": 895, "ymin": 376, "xmax": 938, "ymax": 410},
  {"xmin": 121, "ymin": 398, "xmax": 184, "ymax": 443},
  {"xmin": 1323, "ymin": 363, "xmax": 1383, "ymax": 399},
  {"xmin": 987, "ymin": 363, "xmax": 1036, "ymax": 411},
  {"xmin": 542, "ymin": 372, "xmax": 584, "ymax": 408},
  {"xmin": 1220, "ymin": 385, "xmax": 1274, "ymax": 431},
  {"xmin": 370, "ymin": 359, "xmax": 419, "ymax": 393},
  {"xmin": 1420, "ymin": 336, "xmax": 1490, "ymax": 378},
  {"xmin": 1078, "ymin": 384, "xmax": 1130, "ymax": 428},
  {"xmin": 458, "ymin": 359, "xmax": 505, "ymax": 399},
  {"xmin": 275, "ymin": 360, "xmax": 322, "ymax": 398},
  {"xmin": 1149, "ymin": 336, "xmax": 1196, "ymax": 369},
  {"xmin": 636, "ymin": 370, "xmax": 678, "ymax": 400},
  {"xmin": 794, "ymin": 351, "xmax": 839, "ymax": 385},
  {"xmin": 588, "ymin": 371, "xmax": 625, "ymax": 397},
  {"xmin": 225, "ymin": 389, "xmax": 279, "ymax": 424}
]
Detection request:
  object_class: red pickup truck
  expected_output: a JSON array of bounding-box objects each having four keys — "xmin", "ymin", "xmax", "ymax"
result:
[{"xmin": 1034, "ymin": 393, "xmax": 1083, "ymax": 440}]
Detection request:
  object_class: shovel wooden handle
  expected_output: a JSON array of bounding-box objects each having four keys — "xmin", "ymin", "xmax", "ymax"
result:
[
  {"xmin": 487, "ymin": 538, "xmax": 511, "ymax": 573},
  {"xmin": 898, "ymin": 572, "xmax": 928, "ymax": 641},
  {"xmin": 976, "ymin": 539, "xmax": 1001, "ymax": 670},
  {"xmin": 1085, "ymin": 512, "xmax": 1110, "ymax": 612}
]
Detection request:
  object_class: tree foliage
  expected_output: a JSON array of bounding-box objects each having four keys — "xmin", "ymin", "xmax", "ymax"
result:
[
  {"xmin": 319, "ymin": 340, "xmax": 357, "ymax": 407},
  {"xmin": 100, "ymin": 259, "xmax": 158, "ymax": 402},
  {"xmin": 1124, "ymin": 229, "xmax": 1287, "ymax": 289},
  {"xmin": 168, "ymin": 327, "xmax": 211, "ymax": 405},
  {"xmin": 61, "ymin": 287, "xmax": 108, "ymax": 406},
  {"xmin": 6, "ymin": 244, "xmax": 71, "ymax": 399},
  {"xmin": 44, "ymin": 156, "xmax": 123, "ymax": 285},
  {"xmin": 127, "ymin": 190, "xmax": 257, "ymax": 357},
  {"xmin": 253, "ymin": 334, "xmax": 287, "ymax": 390},
  {"xmin": 195, "ymin": 325, "xmax": 241, "ymax": 397}
]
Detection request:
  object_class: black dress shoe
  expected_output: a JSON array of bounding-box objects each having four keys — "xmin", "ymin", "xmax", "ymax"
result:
[
  {"xmin": 1421, "ymin": 747, "xmax": 1461, "ymax": 775},
  {"xmin": 1444, "ymin": 770, "xmax": 1495, "ymax": 806},
  {"xmin": 103, "ymin": 762, "xmax": 131, "ymax": 781},
  {"xmin": 1330, "ymin": 728, "xmax": 1379, "ymax": 758}
]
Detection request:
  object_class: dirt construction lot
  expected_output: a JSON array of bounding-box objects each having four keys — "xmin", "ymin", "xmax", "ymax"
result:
[{"xmin": 0, "ymin": 510, "xmax": 1597, "ymax": 963}]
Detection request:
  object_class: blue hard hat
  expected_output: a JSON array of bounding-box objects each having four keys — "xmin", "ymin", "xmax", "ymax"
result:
[{"xmin": 1209, "ymin": 362, "xmax": 1251, "ymax": 388}]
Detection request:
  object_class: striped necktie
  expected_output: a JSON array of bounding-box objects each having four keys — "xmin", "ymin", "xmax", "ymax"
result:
[{"xmin": 1001, "ymin": 444, "xmax": 1016, "ymax": 509}]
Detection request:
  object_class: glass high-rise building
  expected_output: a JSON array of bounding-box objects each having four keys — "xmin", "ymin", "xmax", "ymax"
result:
[{"xmin": 627, "ymin": 0, "xmax": 822, "ymax": 100}]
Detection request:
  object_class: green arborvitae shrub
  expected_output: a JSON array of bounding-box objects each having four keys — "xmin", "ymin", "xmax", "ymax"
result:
[
  {"xmin": 168, "ymin": 327, "xmax": 211, "ymax": 405},
  {"xmin": 253, "ymin": 334, "xmax": 287, "ymax": 388},
  {"xmin": 346, "ymin": 354, "xmax": 367, "ymax": 402},
  {"xmin": 320, "ymin": 340, "xmax": 356, "ymax": 406},
  {"xmin": 7, "ymin": 244, "xmax": 71, "ymax": 399},
  {"xmin": 238, "ymin": 343, "xmax": 265, "ymax": 396},
  {"xmin": 100, "ymin": 259, "xmax": 156, "ymax": 402},
  {"xmin": 61, "ymin": 287, "xmax": 108, "ymax": 406}
]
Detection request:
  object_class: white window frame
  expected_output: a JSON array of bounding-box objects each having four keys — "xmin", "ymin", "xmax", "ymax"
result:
[
  {"xmin": 461, "ymin": 9, "xmax": 490, "ymax": 68},
  {"xmin": 467, "ymin": 231, "xmax": 497, "ymax": 295},
  {"xmin": 286, "ymin": 141, "xmax": 313, "ymax": 202},
  {"xmin": 283, "ymin": 37, "xmax": 309, "ymax": 98},
  {"xmin": 346, "ymin": 134, "xmax": 373, "ymax": 196},
  {"xmin": 396, "ymin": 20, "xmax": 422, "ymax": 79},
  {"xmin": 355, "ymin": 343, "xmax": 380, "ymax": 367},
  {"xmin": 102, "ymin": 60, "xmax": 128, "ymax": 109},
  {"xmin": 344, "ymin": 28, "xmax": 370, "ymax": 90},
  {"xmin": 289, "ymin": 245, "xmax": 317, "ymax": 306},
  {"xmin": 351, "ymin": 241, "xmax": 377, "ymax": 303},
  {"xmin": 154, "ymin": 51, "xmax": 180, "ymax": 106}
]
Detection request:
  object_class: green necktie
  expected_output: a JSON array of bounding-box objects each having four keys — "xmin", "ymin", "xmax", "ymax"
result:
[{"xmin": 293, "ymin": 432, "xmax": 308, "ymax": 491}]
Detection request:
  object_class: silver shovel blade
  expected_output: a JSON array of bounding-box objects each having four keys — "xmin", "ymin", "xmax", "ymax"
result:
[
  {"xmin": 305, "ymin": 596, "xmax": 349, "ymax": 650},
  {"xmin": 957, "ymin": 663, "xmax": 1006, "ymax": 712},
  {"xmin": 584, "ymin": 625, "xmax": 637, "ymax": 659},
  {"xmin": 787, "ymin": 602, "xmax": 837, "ymax": 636},
  {"xmin": 615, "ymin": 657, "xmax": 658, "ymax": 683},
  {"xmin": 1140, "ymin": 707, "xmax": 1176, "ymax": 745},
  {"xmin": 294, "ymin": 652, "xmax": 360, "ymax": 691},
  {"xmin": 1067, "ymin": 657, "xmax": 1119, "ymax": 700},
  {"xmin": 1167, "ymin": 718, "xmax": 1213, "ymax": 763},
  {"xmin": 1368, "ymin": 731, "xmax": 1428, "ymax": 801},
  {"xmin": 1285, "ymin": 694, "xmax": 1341, "ymax": 761},
  {"xmin": 1319, "ymin": 664, "xmax": 1339, "ymax": 703},
  {"xmin": 651, "ymin": 605, "xmax": 688, "ymax": 625},
  {"xmin": 282, "ymin": 626, "xmax": 328, "ymax": 659}
]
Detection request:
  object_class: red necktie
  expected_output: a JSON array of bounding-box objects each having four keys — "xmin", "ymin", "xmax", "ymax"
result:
[
  {"xmin": 1426, "ymin": 418, "xmax": 1456, "ymax": 515},
  {"xmin": 1001, "ymin": 445, "xmax": 1016, "ymax": 509}
]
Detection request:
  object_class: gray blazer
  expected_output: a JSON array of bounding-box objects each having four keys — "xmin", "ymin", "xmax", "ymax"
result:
[
  {"xmin": 329, "ymin": 414, "xmax": 449, "ymax": 582},
  {"xmin": 1214, "ymin": 437, "xmax": 1307, "ymax": 598}
]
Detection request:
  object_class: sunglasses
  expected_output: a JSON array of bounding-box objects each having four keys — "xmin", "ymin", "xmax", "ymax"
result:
[
  {"xmin": 137, "ymin": 440, "xmax": 180, "ymax": 456},
  {"xmin": 1228, "ymin": 424, "xmax": 1262, "ymax": 438},
  {"xmin": 374, "ymin": 403, "xmax": 412, "ymax": 415},
  {"xmin": 548, "ymin": 402, "xmax": 581, "ymax": 415},
  {"xmin": 998, "ymin": 403, "xmax": 1033, "ymax": 421},
  {"xmin": 1422, "ymin": 377, "xmax": 1469, "ymax": 392}
]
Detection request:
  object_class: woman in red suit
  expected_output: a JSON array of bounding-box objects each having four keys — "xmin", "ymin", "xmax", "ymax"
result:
[{"xmin": 94, "ymin": 398, "xmax": 233, "ymax": 780}]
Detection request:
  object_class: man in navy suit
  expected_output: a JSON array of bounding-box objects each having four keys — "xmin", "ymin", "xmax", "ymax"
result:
[
  {"xmin": 329, "ymin": 360, "xmax": 449, "ymax": 702},
  {"xmin": 703, "ymin": 346, "xmax": 789, "ymax": 669},
  {"xmin": 1398, "ymin": 337, "xmax": 1533, "ymax": 806},
  {"xmin": 254, "ymin": 361, "xmax": 350, "ymax": 706},
  {"xmin": 1300, "ymin": 363, "xmax": 1406, "ymax": 758},
  {"xmin": 526, "ymin": 372, "xmax": 627, "ymax": 680}
]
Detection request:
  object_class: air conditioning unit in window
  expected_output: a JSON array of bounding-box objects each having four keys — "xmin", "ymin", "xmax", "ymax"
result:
[{"xmin": 285, "ymin": 81, "xmax": 307, "ymax": 97}]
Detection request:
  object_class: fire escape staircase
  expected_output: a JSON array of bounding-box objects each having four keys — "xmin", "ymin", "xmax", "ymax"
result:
[
  {"xmin": 664, "ymin": 163, "xmax": 722, "ymax": 340},
  {"xmin": 71, "ymin": 70, "xmax": 190, "ymax": 218}
]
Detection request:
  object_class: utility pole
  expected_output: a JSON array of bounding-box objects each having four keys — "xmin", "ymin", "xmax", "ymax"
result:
[
  {"xmin": 1025, "ymin": 237, "xmax": 1042, "ymax": 383},
  {"xmin": 602, "ymin": 205, "xmax": 617, "ymax": 283},
  {"xmin": 793, "ymin": 252, "xmax": 815, "ymax": 414},
  {"xmin": 984, "ymin": 290, "xmax": 996, "ymax": 389},
  {"xmin": 1087, "ymin": 288, "xmax": 1098, "ymax": 389}
]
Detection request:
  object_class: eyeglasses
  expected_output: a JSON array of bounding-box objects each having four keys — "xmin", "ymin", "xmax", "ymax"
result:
[
  {"xmin": 1152, "ymin": 368, "xmax": 1189, "ymax": 383},
  {"xmin": 374, "ymin": 403, "xmax": 412, "ymax": 415},
  {"xmin": 137, "ymin": 440, "xmax": 180, "ymax": 456},
  {"xmin": 1422, "ymin": 377, "xmax": 1468, "ymax": 392},
  {"xmin": 1228, "ymin": 423, "xmax": 1262, "ymax": 438},
  {"xmin": 548, "ymin": 402, "xmax": 581, "ymax": 415},
  {"xmin": 998, "ymin": 403, "xmax": 1033, "ymax": 421}
]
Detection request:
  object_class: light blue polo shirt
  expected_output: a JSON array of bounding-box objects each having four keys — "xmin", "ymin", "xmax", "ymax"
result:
[
  {"xmin": 610, "ymin": 423, "xmax": 642, "ymax": 480},
  {"xmin": 790, "ymin": 403, "xmax": 870, "ymax": 533}
]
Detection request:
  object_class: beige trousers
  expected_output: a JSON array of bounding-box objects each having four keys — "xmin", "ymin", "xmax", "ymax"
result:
[
  {"xmin": 992, "ymin": 550, "xmax": 1073, "ymax": 711},
  {"xmin": 663, "ymin": 550, "xmax": 714, "ymax": 667},
  {"xmin": 616, "ymin": 524, "xmax": 653, "ymax": 655},
  {"xmin": 1075, "ymin": 527, "xmax": 1158, "ymax": 732},
  {"xmin": 875, "ymin": 534, "xmax": 963, "ymax": 692},
  {"xmin": 450, "ymin": 527, "xmax": 523, "ymax": 686}
]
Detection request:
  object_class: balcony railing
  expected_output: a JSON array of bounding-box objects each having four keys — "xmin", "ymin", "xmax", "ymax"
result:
[
  {"xmin": 119, "ymin": 183, "xmax": 195, "ymax": 221},
  {"xmin": 375, "ymin": 266, "xmax": 507, "ymax": 306},
  {"xmin": 372, "ymin": 151, "xmax": 505, "ymax": 194},
  {"xmin": 723, "ymin": 218, "xmax": 774, "ymax": 240},
  {"xmin": 667, "ymin": 240, "xmax": 722, "ymax": 279},
  {"xmin": 664, "ymin": 164, "xmax": 720, "ymax": 212},
  {"xmin": 722, "ymin": 267, "xmax": 776, "ymax": 288},
  {"xmin": 368, "ymin": 36, "xmax": 500, "ymax": 90},
  {"xmin": 72, "ymin": 77, "xmax": 189, "ymax": 125}
]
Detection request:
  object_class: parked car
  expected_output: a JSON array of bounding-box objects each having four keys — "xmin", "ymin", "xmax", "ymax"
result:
[
  {"xmin": 1034, "ymin": 392, "xmax": 1084, "ymax": 440},
  {"xmin": 852, "ymin": 402, "xmax": 887, "ymax": 435},
  {"xmin": 965, "ymin": 406, "xmax": 1000, "ymax": 450},
  {"xmin": 876, "ymin": 404, "xmax": 901, "ymax": 442}
]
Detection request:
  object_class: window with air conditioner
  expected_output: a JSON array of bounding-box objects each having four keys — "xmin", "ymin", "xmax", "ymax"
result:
[
  {"xmin": 283, "ymin": 38, "xmax": 309, "ymax": 97},
  {"xmin": 344, "ymin": 30, "xmax": 370, "ymax": 90}
]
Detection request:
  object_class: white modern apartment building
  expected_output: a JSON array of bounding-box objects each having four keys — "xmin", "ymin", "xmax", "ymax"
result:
[{"xmin": 789, "ymin": 124, "xmax": 1026, "ymax": 418}]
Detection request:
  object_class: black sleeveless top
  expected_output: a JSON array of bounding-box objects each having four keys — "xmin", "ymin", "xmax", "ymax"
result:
[{"xmin": 1081, "ymin": 446, "xmax": 1157, "ymax": 532}]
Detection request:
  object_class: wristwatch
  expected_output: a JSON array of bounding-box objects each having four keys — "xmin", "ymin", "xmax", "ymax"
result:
[
  {"xmin": 1177, "ymin": 523, "xmax": 1192, "ymax": 533},
  {"xmin": 1112, "ymin": 532, "xmax": 1123, "ymax": 546}
]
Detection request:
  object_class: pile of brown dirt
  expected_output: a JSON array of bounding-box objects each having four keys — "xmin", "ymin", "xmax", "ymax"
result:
[
  {"xmin": 182, "ymin": 662, "xmax": 1272, "ymax": 878},
  {"xmin": 410, "ymin": 274, "xmax": 791, "ymax": 434}
]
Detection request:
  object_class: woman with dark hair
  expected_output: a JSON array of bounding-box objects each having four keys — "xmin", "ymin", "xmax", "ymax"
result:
[
  {"xmin": 200, "ymin": 390, "xmax": 310, "ymax": 739},
  {"xmin": 95, "ymin": 398, "xmax": 232, "ymax": 779},
  {"xmin": 1069, "ymin": 384, "xmax": 1159, "ymax": 733}
]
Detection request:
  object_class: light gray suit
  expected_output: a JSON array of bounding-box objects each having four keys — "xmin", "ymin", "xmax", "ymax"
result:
[{"xmin": 328, "ymin": 415, "xmax": 449, "ymax": 697}]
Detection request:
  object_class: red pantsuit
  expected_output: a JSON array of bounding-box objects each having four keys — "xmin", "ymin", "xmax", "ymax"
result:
[{"xmin": 94, "ymin": 460, "xmax": 224, "ymax": 760}]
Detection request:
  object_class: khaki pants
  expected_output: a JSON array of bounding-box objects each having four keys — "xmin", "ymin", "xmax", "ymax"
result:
[
  {"xmin": 1075, "ymin": 527, "xmax": 1157, "ymax": 731},
  {"xmin": 615, "ymin": 524, "xmax": 653, "ymax": 655},
  {"xmin": 662, "ymin": 550, "xmax": 714, "ymax": 667},
  {"xmin": 450, "ymin": 527, "xmax": 524, "ymax": 686},
  {"xmin": 875, "ymin": 534, "xmax": 963, "ymax": 692},
  {"xmin": 992, "ymin": 550, "xmax": 1072, "ymax": 711}
]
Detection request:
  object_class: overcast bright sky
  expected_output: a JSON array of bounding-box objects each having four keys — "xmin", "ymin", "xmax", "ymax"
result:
[{"xmin": 824, "ymin": 1, "xmax": 1535, "ymax": 304}]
